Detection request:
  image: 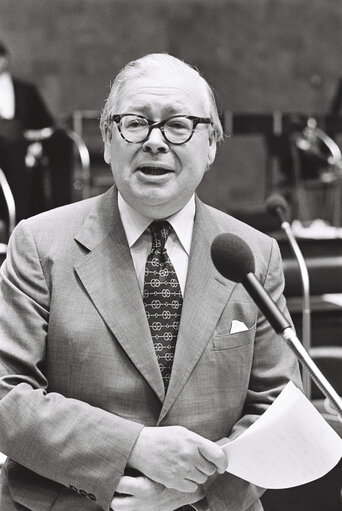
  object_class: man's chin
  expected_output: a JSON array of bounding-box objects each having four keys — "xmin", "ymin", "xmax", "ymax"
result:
[{"xmin": 129, "ymin": 190, "xmax": 185, "ymax": 218}]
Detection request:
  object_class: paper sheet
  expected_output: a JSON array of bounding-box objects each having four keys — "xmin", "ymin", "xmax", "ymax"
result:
[{"xmin": 221, "ymin": 381, "xmax": 342, "ymax": 489}]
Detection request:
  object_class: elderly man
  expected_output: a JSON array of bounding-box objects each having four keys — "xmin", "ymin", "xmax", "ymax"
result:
[{"xmin": 0, "ymin": 53, "xmax": 301, "ymax": 511}]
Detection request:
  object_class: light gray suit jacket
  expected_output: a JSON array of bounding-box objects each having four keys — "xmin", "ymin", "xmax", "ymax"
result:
[{"xmin": 0, "ymin": 186, "xmax": 301, "ymax": 511}]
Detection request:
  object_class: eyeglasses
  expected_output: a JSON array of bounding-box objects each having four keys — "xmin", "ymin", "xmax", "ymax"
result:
[{"xmin": 107, "ymin": 114, "xmax": 212, "ymax": 145}]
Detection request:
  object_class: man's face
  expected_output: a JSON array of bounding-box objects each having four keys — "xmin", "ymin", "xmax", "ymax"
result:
[{"xmin": 104, "ymin": 70, "xmax": 217, "ymax": 218}]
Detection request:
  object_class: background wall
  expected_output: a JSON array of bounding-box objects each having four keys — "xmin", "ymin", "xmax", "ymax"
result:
[{"xmin": 0, "ymin": 0, "xmax": 341, "ymax": 212}]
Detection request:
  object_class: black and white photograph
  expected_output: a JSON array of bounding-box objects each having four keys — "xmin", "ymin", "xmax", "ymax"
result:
[{"xmin": 0, "ymin": 1, "xmax": 341, "ymax": 510}]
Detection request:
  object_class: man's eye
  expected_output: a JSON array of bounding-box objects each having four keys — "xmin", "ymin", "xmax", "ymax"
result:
[
  {"xmin": 126, "ymin": 119, "xmax": 146, "ymax": 129},
  {"xmin": 167, "ymin": 120, "xmax": 190, "ymax": 130}
]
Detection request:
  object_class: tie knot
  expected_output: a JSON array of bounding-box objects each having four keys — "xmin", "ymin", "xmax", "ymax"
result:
[{"xmin": 150, "ymin": 221, "xmax": 172, "ymax": 251}]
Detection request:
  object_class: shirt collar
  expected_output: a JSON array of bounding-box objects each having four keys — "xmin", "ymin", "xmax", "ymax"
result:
[{"xmin": 118, "ymin": 192, "xmax": 195, "ymax": 255}]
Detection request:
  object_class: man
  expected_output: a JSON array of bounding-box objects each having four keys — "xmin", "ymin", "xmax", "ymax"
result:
[
  {"xmin": 0, "ymin": 53, "xmax": 301, "ymax": 511},
  {"xmin": 0, "ymin": 41, "xmax": 53, "ymax": 129},
  {"xmin": 0, "ymin": 41, "xmax": 72, "ymax": 220},
  {"xmin": 0, "ymin": 41, "xmax": 54, "ymax": 220}
]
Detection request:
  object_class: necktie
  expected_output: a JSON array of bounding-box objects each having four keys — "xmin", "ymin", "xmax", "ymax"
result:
[{"xmin": 143, "ymin": 221, "xmax": 183, "ymax": 391}]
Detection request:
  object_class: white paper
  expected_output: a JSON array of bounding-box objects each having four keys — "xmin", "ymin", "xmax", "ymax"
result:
[{"xmin": 221, "ymin": 381, "xmax": 342, "ymax": 489}]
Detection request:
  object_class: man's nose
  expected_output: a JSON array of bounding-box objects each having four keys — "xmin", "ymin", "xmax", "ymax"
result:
[{"xmin": 142, "ymin": 127, "xmax": 169, "ymax": 153}]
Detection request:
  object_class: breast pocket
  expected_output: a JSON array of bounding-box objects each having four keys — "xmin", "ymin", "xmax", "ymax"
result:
[{"xmin": 212, "ymin": 321, "xmax": 256, "ymax": 351}]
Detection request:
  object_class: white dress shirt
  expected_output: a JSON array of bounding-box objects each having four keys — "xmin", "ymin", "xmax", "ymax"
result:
[
  {"xmin": 0, "ymin": 72, "xmax": 15, "ymax": 119},
  {"xmin": 118, "ymin": 193, "xmax": 195, "ymax": 296}
]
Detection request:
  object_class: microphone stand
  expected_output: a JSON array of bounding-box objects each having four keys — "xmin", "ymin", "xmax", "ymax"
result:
[
  {"xmin": 211, "ymin": 232, "xmax": 342, "ymax": 419},
  {"xmin": 243, "ymin": 269, "xmax": 341, "ymax": 419},
  {"xmin": 243, "ymin": 269, "xmax": 341, "ymax": 418},
  {"xmin": 282, "ymin": 327, "xmax": 342, "ymax": 420},
  {"xmin": 280, "ymin": 220, "xmax": 311, "ymax": 399}
]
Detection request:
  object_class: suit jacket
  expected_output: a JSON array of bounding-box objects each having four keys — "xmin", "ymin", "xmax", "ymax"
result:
[
  {"xmin": 13, "ymin": 78, "xmax": 53, "ymax": 130},
  {"xmin": 0, "ymin": 186, "xmax": 301, "ymax": 511},
  {"xmin": 0, "ymin": 78, "xmax": 54, "ymax": 221}
]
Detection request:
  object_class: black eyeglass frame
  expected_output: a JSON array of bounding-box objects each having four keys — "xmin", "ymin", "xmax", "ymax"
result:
[{"xmin": 107, "ymin": 113, "xmax": 212, "ymax": 145}]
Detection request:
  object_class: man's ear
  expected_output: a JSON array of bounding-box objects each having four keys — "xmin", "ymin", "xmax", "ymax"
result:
[
  {"xmin": 103, "ymin": 128, "xmax": 112, "ymax": 164},
  {"xmin": 207, "ymin": 130, "xmax": 217, "ymax": 168}
]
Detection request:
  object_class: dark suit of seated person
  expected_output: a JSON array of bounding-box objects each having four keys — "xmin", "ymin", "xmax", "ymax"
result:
[{"xmin": 0, "ymin": 41, "xmax": 72, "ymax": 222}]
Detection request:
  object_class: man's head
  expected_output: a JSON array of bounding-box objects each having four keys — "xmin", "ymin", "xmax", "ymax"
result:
[
  {"xmin": 101, "ymin": 53, "xmax": 224, "ymax": 219},
  {"xmin": 0, "ymin": 42, "xmax": 10, "ymax": 75}
]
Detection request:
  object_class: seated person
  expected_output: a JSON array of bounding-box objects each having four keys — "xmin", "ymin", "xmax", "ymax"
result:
[{"xmin": 0, "ymin": 41, "xmax": 72, "ymax": 221}]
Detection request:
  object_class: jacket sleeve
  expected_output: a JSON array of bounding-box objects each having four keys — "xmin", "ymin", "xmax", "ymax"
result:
[
  {"xmin": 0, "ymin": 220, "xmax": 144, "ymax": 511},
  {"xmin": 203, "ymin": 237, "xmax": 302, "ymax": 511}
]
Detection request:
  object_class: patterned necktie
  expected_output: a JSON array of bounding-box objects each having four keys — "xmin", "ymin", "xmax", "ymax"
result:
[{"xmin": 143, "ymin": 221, "xmax": 183, "ymax": 391}]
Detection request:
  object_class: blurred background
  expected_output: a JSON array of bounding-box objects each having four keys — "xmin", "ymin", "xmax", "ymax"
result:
[
  {"xmin": 0, "ymin": 1, "xmax": 342, "ymax": 510},
  {"xmin": 1, "ymin": 0, "xmax": 341, "ymax": 217}
]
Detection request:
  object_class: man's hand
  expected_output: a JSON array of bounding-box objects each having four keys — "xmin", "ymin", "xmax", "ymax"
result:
[
  {"xmin": 127, "ymin": 426, "xmax": 228, "ymax": 492},
  {"xmin": 111, "ymin": 475, "xmax": 205, "ymax": 511}
]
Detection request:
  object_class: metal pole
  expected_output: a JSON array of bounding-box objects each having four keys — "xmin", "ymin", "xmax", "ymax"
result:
[{"xmin": 281, "ymin": 221, "xmax": 311, "ymax": 398}]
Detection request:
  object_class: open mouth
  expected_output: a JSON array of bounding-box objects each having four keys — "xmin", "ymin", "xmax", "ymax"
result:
[{"xmin": 138, "ymin": 166, "xmax": 173, "ymax": 176}]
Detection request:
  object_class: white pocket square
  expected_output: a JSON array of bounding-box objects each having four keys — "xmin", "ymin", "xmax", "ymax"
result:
[{"xmin": 230, "ymin": 320, "xmax": 248, "ymax": 334}]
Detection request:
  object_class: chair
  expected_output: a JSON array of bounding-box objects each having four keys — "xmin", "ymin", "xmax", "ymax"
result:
[{"xmin": 0, "ymin": 165, "xmax": 16, "ymax": 265}]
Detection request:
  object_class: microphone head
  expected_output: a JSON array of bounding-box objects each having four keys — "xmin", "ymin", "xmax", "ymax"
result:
[
  {"xmin": 211, "ymin": 233, "xmax": 255, "ymax": 283},
  {"xmin": 265, "ymin": 194, "xmax": 289, "ymax": 221}
]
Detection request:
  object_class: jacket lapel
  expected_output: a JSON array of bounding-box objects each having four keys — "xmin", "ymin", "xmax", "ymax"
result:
[
  {"xmin": 74, "ymin": 188, "xmax": 165, "ymax": 403},
  {"xmin": 158, "ymin": 199, "xmax": 236, "ymax": 423}
]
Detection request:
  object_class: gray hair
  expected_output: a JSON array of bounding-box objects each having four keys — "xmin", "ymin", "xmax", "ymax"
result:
[{"xmin": 100, "ymin": 53, "xmax": 224, "ymax": 143}]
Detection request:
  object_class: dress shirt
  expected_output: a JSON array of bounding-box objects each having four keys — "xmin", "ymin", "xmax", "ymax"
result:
[
  {"xmin": 0, "ymin": 72, "xmax": 15, "ymax": 119},
  {"xmin": 118, "ymin": 192, "xmax": 195, "ymax": 296}
]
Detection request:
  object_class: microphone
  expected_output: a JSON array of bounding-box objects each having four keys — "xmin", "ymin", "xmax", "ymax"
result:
[
  {"xmin": 265, "ymin": 193, "xmax": 289, "ymax": 225},
  {"xmin": 211, "ymin": 232, "xmax": 342, "ymax": 419},
  {"xmin": 211, "ymin": 233, "xmax": 290, "ymax": 333},
  {"xmin": 266, "ymin": 193, "xmax": 311, "ymax": 397}
]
